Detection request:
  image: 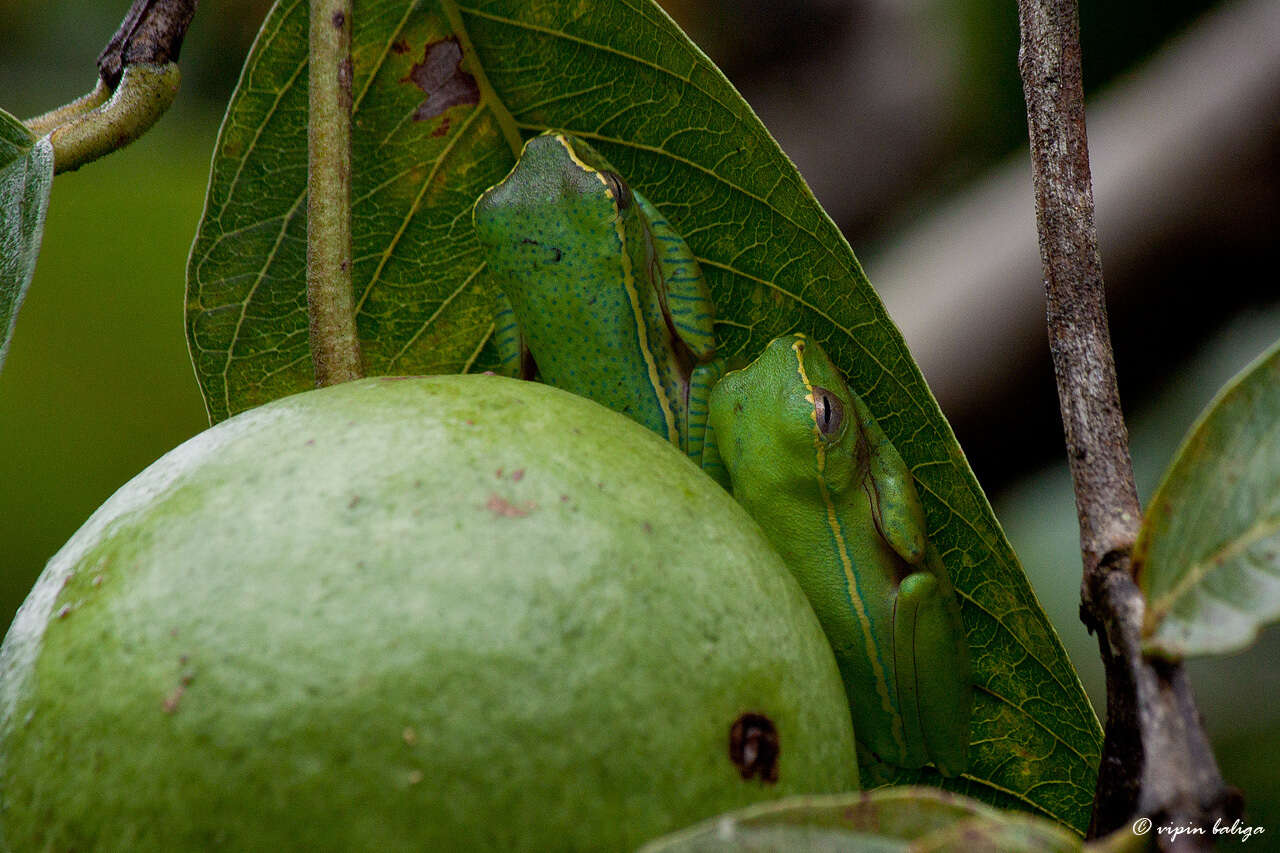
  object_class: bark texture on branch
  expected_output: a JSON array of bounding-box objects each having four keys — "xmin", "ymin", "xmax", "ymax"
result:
[
  {"xmin": 98, "ymin": 0, "xmax": 198, "ymax": 90},
  {"xmin": 1016, "ymin": 0, "xmax": 1240, "ymax": 846}
]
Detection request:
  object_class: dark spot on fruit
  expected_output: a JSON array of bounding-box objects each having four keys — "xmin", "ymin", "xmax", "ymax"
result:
[
  {"xmin": 305, "ymin": 438, "xmax": 316, "ymax": 446},
  {"xmin": 729, "ymin": 712, "xmax": 779, "ymax": 783},
  {"xmin": 401, "ymin": 37, "xmax": 479, "ymax": 122},
  {"xmin": 348, "ymin": 495, "xmax": 361, "ymax": 509},
  {"xmin": 511, "ymin": 469, "xmax": 525, "ymax": 482},
  {"xmin": 485, "ymin": 493, "xmax": 535, "ymax": 518},
  {"xmin": 56, "ymin": 605, "xmax": 72, "ymax": 620},
  {"xmin": 162, "ymin": 683, "xmax": 186, "ymax": 714},
  {"xmin": 643, "ymin": 522, "xmax": 653, "ymax": 534}
]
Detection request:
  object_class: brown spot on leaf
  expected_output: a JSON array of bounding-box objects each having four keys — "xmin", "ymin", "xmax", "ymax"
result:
[
  {"xmin": 401, "ymin": 37, "xmax": 479, "ymax": 122},
  {"xmin": 430, "ymin": 115, "xmax": 452, "ymax": 138},
  {"xmin": 511, "ymin": 469, "xmax": 525, "ymax": 482},
  {"xmin": 392, "ymin": 38, "xmax": 411, "ymax": 55},
  {"xmin": 485, "ymin": 493, "xmax": 535, "ymax": 518},
  {"xmin": 331, "ymin": 10, "xmax": 345, "ymax": 28},
  {"xmin": 729, "ymin": 712, "xmax": 779, "ymax": 783}
]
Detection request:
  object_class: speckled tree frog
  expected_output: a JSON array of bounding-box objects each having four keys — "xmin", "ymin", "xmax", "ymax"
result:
[
  {"xmin": 472, "ymin": 132, "xmax": 728, "ymax": 487},
  {"xmin": 472, "ymin": 136, "xmax": 971, "ymax": 776},
  {"xmin": 708, "ymin": 334, "xmax": 972, "ymax": 777}
]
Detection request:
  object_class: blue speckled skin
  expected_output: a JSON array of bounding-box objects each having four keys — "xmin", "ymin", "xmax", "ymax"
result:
[
  {"xmin": 473, "ymin": 133, "xmax": 726, "ymax": 486},
  {"xmin": 708, "ymin": 334, "xmax": 972, "ymax": 776}
]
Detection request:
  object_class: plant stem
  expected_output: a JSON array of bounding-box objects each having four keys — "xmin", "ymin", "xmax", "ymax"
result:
[
  {"xmin": 24, "ymin": 82, "xmax": 110, "ymax": 138},
  {"xmin": 38, "ymin": 65, "xmax": 180, "ymax": 175},
  {"xmin": 306, "ymin": 0, "xmax": 363, "ymax": 386},
  {"xmin": 1015, "ymin": 0, "xmax": 1239, "ymax": 845},
  {"xmin": 23, "ymin": 0, "xmax": 196, "ymax": 173}
]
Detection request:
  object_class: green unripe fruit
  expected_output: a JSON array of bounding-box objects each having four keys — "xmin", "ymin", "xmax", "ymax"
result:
[{"xmin": 0, "ymin": 376, "xmax": 858, "ymax": 851}]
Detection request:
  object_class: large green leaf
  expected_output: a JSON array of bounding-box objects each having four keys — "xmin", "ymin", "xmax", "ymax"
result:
[
  {"xmin": 186, "ymin": 0, "xmax": 1102, "ymax": 829},
  {"xmin": 0, "ymin": 109, "xmax": 53, "ymax": 373},
  {"xmin": 637, "ymin": 789, "xmax": 1086, "ymax": 853},
  {"xmin": 1137, "ymin": 339, "xmax": 1280, "ymax": 658}
]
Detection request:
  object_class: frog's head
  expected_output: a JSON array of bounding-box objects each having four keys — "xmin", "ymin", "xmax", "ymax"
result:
[
  {"xmin": 709, "ymin": 334, "xmax": 868, "ymax": 497},
  {"xmin": 472, "ymin": 132, "xmax": 638, "ymax": 266}
]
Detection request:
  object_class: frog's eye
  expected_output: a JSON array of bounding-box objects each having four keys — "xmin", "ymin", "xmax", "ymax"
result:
[
  {"xmin": 598, "ymin": 170, "xmax": 633, "ymax": 210},
  {"xmin": 811, "ymin": 386, "xmax": 845, "ymax": 438}
]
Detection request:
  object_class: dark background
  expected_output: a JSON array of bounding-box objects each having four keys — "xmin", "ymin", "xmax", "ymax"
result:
[{"xmin": 3, "ymin": 0, "xmax": 1277, "ymax": 833}]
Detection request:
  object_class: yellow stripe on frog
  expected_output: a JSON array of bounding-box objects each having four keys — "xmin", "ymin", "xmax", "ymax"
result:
[{"xmin": 790, "ymin": 335, "xmax": 904, "ymax": 754}]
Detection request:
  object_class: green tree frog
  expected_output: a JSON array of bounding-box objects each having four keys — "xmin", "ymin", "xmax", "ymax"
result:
[
  {"xmin": 708, "ymin": 334, "xmax": 972, "ymax": 777},
  {"xmin": 472, "ymin": 132, "xmax": 728, "ymax": 487}
]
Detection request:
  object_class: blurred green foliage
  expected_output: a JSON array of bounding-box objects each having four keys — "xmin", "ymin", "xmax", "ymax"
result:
[{"xmin": 0, "ymin": 116, "xmax": 211, "ymax": 620}]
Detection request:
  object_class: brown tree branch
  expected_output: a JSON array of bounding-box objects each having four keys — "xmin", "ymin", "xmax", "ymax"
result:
[
  {"xmin": 98, "ymin": 0, "xmax": 198, "ymax": 90},
  {"xmin": 1015, "ymin": 0, "xmax": 1240, "ymax": 846}
]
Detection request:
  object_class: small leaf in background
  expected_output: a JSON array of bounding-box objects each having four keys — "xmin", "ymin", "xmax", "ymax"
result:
[
  {"xmin": 1136, "ymin": 339, "xmax": 1280, "ymax": 658},
  {"xmin": 0, "ymin": 109, "xmax": 53, "ymax": 373},
  {"xmin": 636, "ymin": 789, "xmax": 1085, "ymax": 853},
  {"xmin": 187, "ymin": 0, "xmax": 1101, "ymax": 828}
]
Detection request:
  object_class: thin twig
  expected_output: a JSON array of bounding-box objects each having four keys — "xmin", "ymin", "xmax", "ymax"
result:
[
  {"xmin": 97, "ymin": 0, "xmax": 198, "ymax": 89},
  {"xmin": 22, "ymin": 0, "xmax": 195, "ymax": 173},
  {"xmin": 306, "ymin": 0, "xmax": 364, "ymax": 386},
  {"xmin": 39, "ymin": 65, "xmax": 180, "ymax": 175},
  {"xmin": 1015, "ymin": 0, "xmax": 1239, "ymax": 846}
]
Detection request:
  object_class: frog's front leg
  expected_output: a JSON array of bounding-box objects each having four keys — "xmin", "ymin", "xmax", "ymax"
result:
[
  {"xmin": 852, "ymin": 394, "xmax": 927, "ymax": 564},
  {"xmin": 893, "ymin": 569, "xmax": 971, "ymax": 777},
  {"xmin": 492, "ymin": 291, "xmax": 533, "ymax": 380},
  {"xmin": 687, "ymin": 359, "xmax": 730, "ymax": 489}
]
